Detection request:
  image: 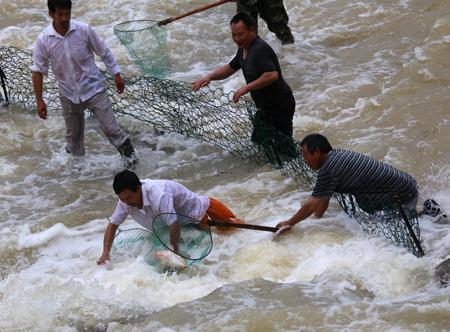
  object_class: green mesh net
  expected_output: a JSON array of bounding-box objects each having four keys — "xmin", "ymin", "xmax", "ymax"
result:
[
  {"xmin": 112, "ymin": 227, "xmax": 201, "ymax": 272},
  {"xmin": 114, "ymin": 20, "xmax": 170, "ymax": 78},
  {"xmin": 0, "ymin": 46, "xmax": 424, "ymax": 257},
  {"xmin": 152, "ymin": 213, "xmax": 213, "ymax": 260},
  {"xmin": 336, "ymin": 194, "xmax": 422, "ymax": 256}
]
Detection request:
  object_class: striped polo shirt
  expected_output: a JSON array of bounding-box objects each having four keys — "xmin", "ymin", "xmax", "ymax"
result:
[{"xmin": 312, "ymin": 149, "xmax": 418, "ymax": 206}]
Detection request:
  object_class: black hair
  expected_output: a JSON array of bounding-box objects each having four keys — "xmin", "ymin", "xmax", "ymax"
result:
[
  {"xmin": 300, "ymin": 133, "xmax": 333, "ymax": 154},
  {"xmin": 113, "ymin": 170, "xmax": 142, "ymax": 195},
  {"xmin": 230, "ymin": 12, "xmax": 255, "ymax": 29},
  {"xmin": 48, "ymin": 0, "xmax": 72, "ymax": 13}
]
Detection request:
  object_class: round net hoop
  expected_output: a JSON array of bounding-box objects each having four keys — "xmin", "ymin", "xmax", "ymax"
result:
[
  {"xmin": 114, "ymin": 19, "xmax": 170, "ymax": 78},
  {"xmin": 152, "ymin": 213, "xmax": 213, "ymax": 261}
]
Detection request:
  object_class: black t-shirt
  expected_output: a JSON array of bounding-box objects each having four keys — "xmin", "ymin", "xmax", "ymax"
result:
[{"xmin": 229, "ymin": 36, "xmax": 292, "ymax": 109}]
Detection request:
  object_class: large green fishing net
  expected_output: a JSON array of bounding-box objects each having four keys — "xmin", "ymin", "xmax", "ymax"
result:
[
  {"xmin": 114, "ymin": 20, "xmax": 170, "ymax": 78},
  {"xmin": 111, "ymin": 226, "xmax": 202, "ymax": 272},
  {"xmin": 152, "ymin": 213, "xmax": 213, "ymax": 260},
  {"xmin": 0, "ymin": 46, "xmax": 424, "ymax": 257}
]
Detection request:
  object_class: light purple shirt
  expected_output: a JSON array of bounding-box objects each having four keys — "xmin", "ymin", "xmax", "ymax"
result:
[
  {"xmin": 109, "ymin": 179, "xmax": 211, "ymax": 230},
  {"xmin": 31, "ymin": 20, "xmax": 121, "ymax": 103}
]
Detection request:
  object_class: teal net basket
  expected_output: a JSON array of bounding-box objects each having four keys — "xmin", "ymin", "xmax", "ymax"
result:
[
  {"xmin": 112, "ymin": 227, "xmax": 201, "ymax": 273},
  {"xmin": 114, "ymin": 20, "xmax": 171, "ymax": 78}
]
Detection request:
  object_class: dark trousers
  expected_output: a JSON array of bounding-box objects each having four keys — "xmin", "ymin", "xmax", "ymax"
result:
[
  {"xmin": 237, "ymin": 0, "xmax": 290, "ymax": 35},
  {"xmin": 251, "ymin": 93, "xmax": 297, "ymax": 162}
]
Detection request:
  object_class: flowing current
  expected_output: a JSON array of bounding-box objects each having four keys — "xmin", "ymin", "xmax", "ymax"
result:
[{"xmin": 1, "ymin": 0, "xmax": 449, "ymax": 331}]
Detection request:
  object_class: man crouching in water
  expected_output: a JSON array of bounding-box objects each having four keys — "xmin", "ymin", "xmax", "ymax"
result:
[{"xmin": 97, "ymin": 170, "xmax": 244, "ymax": 264}]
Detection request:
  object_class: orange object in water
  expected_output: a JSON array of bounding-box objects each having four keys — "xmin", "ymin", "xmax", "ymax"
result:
[{"xmin": 200, "ymin": 197, "xmax": 245, "ymax": 233}]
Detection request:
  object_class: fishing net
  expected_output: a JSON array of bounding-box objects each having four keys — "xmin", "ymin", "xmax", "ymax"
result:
[
  {"xmin": 114, "ymin": 20, "xmax": 170, "ymax": 78},
  {"xmin": 336, "ymin": 195, "xmax": 422, "ymax": 256},
  {"xmin": 0, "ymin": 46, "xmax": 424, "ymax": 257},
  {"xmin": 152, "ymin": 213, "xmax": 213, "ymax": 260},
  {"xmin": 111, "ymin": 227, "xmax": 201, "ymax": 272}
]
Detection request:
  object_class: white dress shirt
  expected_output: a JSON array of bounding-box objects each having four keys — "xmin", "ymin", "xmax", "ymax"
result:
[
  {"xmin": 109, "ymin": 179, "xmax": 211, "ymax": 230},
  {"xmin": 31, "ymin": 20, "xmax": 121, "ymax": 103}
]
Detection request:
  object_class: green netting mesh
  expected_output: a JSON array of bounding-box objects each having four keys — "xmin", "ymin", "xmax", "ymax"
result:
[
  {"xmin": 112, "ymin": 227, "xmax": 199, "ymax": 272},
  {"xmin": 112, "ymin": 227, "xmax": 154, "ymax": 247},
  {"xmin": 0, "ymin": 46, "xmax": 424, "ymax": 257},
  {"xmin": 336, "ymin": 194, "xmax": 422, "ymax": 256},
  {"xmin": 152, "ymin": 213, "xmax": 213, "ymax": 260},
  {"xmin": 114, "ymin": 20, "xmax": 170, "ymax": 78}
]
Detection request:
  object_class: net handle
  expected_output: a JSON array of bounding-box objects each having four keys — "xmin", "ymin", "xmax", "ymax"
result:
[
  {"xmin": 208, "ymin": 219, "xmax": 278, "ymax": 232},
  {"xmin": 157, "ymin": 0, "xmax": 233, "ymax": 26},
  {"xmin": 395, "ymin": 197, "xmax": 425, "ymax": 257}
]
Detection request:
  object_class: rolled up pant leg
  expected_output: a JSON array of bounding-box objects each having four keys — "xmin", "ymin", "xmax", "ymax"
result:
[
  {"xmin": 259, "ymin": 0, "xmax": 290, "ymax": 34},
  {"xmin": 87, "ymin": 90, "xmax": 128, "ymax": 149},
  {"xmin": 60, "ymin": 96, "xmax": 86, "ymax": 156}
]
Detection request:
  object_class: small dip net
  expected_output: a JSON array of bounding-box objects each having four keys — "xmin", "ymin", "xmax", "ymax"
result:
[
  {"xmin": 114, "ymin": 20, "xmax": 170, "ymax": 78},
  {"xmin": 152, "ymin": 213, "xmax": 213, "ymax": 260},
  {"xmin": 0, "ymin": 46, "xmax": 424, "ymax": 257},
  {"xmin": 112, "ymin": 227, "xmax": 203, "ymax": 272}
]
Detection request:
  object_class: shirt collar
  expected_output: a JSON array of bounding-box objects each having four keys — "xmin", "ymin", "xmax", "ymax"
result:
[{"xmin": 48, "ymin": 20, "xmax": 77, "ymax": 38}]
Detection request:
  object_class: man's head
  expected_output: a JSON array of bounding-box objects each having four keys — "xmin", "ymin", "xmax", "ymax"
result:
[
  {"xmin": 113, "ymin": 170, "xmax": 143, "ymax": 208},
  {"xmin": 230, "ymin": 12, "xmax": 257, "ymax": 49},
  {"xmin": 48, "ymin": 0, "xmax": 72, "ymax": 33},
  {"xmin": 300, "ymin": 133, "xmax": 333, "ymax": 170}
]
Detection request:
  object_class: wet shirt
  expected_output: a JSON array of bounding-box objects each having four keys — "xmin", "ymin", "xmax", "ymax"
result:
[
  {"xmin": 109, "ymin": 179, "xmax": 210, "ymax": 230},
  {"xmin": 312, "ymin": 149, "xmax": 418, "ymax": 206},
  {"xmin": 31, "ymin": 20, "xmax": 121, "ymax": 103},
  {"xmin": 229, "ymin": 36, "xmax": 292, "ymax": 109}
]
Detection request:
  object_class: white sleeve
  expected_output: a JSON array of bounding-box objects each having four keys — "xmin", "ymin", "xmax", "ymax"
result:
[
  {"xmin": 30, "ymin": 37, "xmax": 49, "ymax": 74},
  {"xmin": 109, "ymin": 200, "xmax": 128, "ymax": 226},
  {"xmin": 157, "ymin": 193, "xmax": 177, "ymax": 225},
  {"xmin": 87, "ymin": 25, "xmax": 121, "ymax": 76}
]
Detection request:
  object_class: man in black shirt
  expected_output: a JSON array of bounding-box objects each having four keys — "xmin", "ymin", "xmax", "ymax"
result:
[
  {"xmin": 192, "ymin": 12, "xmax": 296, "ymax": 159},
  {"xmin": 276, "ymin": 133, "xmax": 419, "ymax": 233}
]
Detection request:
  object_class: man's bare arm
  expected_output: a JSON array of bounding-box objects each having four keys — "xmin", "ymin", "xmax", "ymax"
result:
[
  {"xmin": 192, "ymin": 64, "xmax": 237, "ymax": 91},
  {"xmin": 31, "ymin": 71, "xmax": 47, "ymax": 119},
  {"xmin": 97, "ymin": 223, "xmax": 118, "ymax": 264},
  {"xmin": 276, "ymin": 196, "xmax": 331, "ymax": 233}
]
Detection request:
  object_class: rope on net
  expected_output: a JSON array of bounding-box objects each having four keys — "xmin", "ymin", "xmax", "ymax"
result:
[{"xmin": 0, "ymin": 46, "xmax": 424, "ymax": 257}]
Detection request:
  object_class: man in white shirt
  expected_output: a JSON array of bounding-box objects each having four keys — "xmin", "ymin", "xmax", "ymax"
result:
[
  {"xmin": 31, "ymin": 0, "xmax": 137, "ymax": 168},
  {"xmin": 97, "ymin": 170, "xmax": 244, "ymax": 264}
]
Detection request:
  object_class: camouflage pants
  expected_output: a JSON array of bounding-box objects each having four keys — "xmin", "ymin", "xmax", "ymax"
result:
[{"xmin": 237, "ymin": 0, "xmax": 290, "ymax": 34}]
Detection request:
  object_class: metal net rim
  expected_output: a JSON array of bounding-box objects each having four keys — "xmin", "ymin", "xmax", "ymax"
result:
[
  {"xmin": 114, "ymin": 20, "xmax": 160, "ymax": 33},
  {"xmin": 152, "ymin": 213, "xmax": 214, "ymax": 261}
]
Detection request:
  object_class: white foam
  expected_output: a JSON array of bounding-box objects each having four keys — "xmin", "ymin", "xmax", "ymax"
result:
[{"xmin": 1, "ymin": 0, "xmax": 450, "ymax": 330}]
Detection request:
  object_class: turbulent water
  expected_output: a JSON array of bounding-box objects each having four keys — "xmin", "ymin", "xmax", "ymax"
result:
[{"xmin": 1, "ymin": 0, "xmax": 449, "ymax": 331}]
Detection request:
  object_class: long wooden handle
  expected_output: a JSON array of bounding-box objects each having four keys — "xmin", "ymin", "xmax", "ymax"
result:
[
  {"xmin": 208, "ymin": 220, "xmax": 278, "ymax": 232},
  {"xmin": 158, "ymin": 0, "xmax": 233, "ymax": 26}
]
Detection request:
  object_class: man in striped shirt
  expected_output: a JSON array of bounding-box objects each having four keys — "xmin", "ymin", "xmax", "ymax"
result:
[{"xmin": 276, "ymin": 133, "xmax": 418, "ymax": 232}]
